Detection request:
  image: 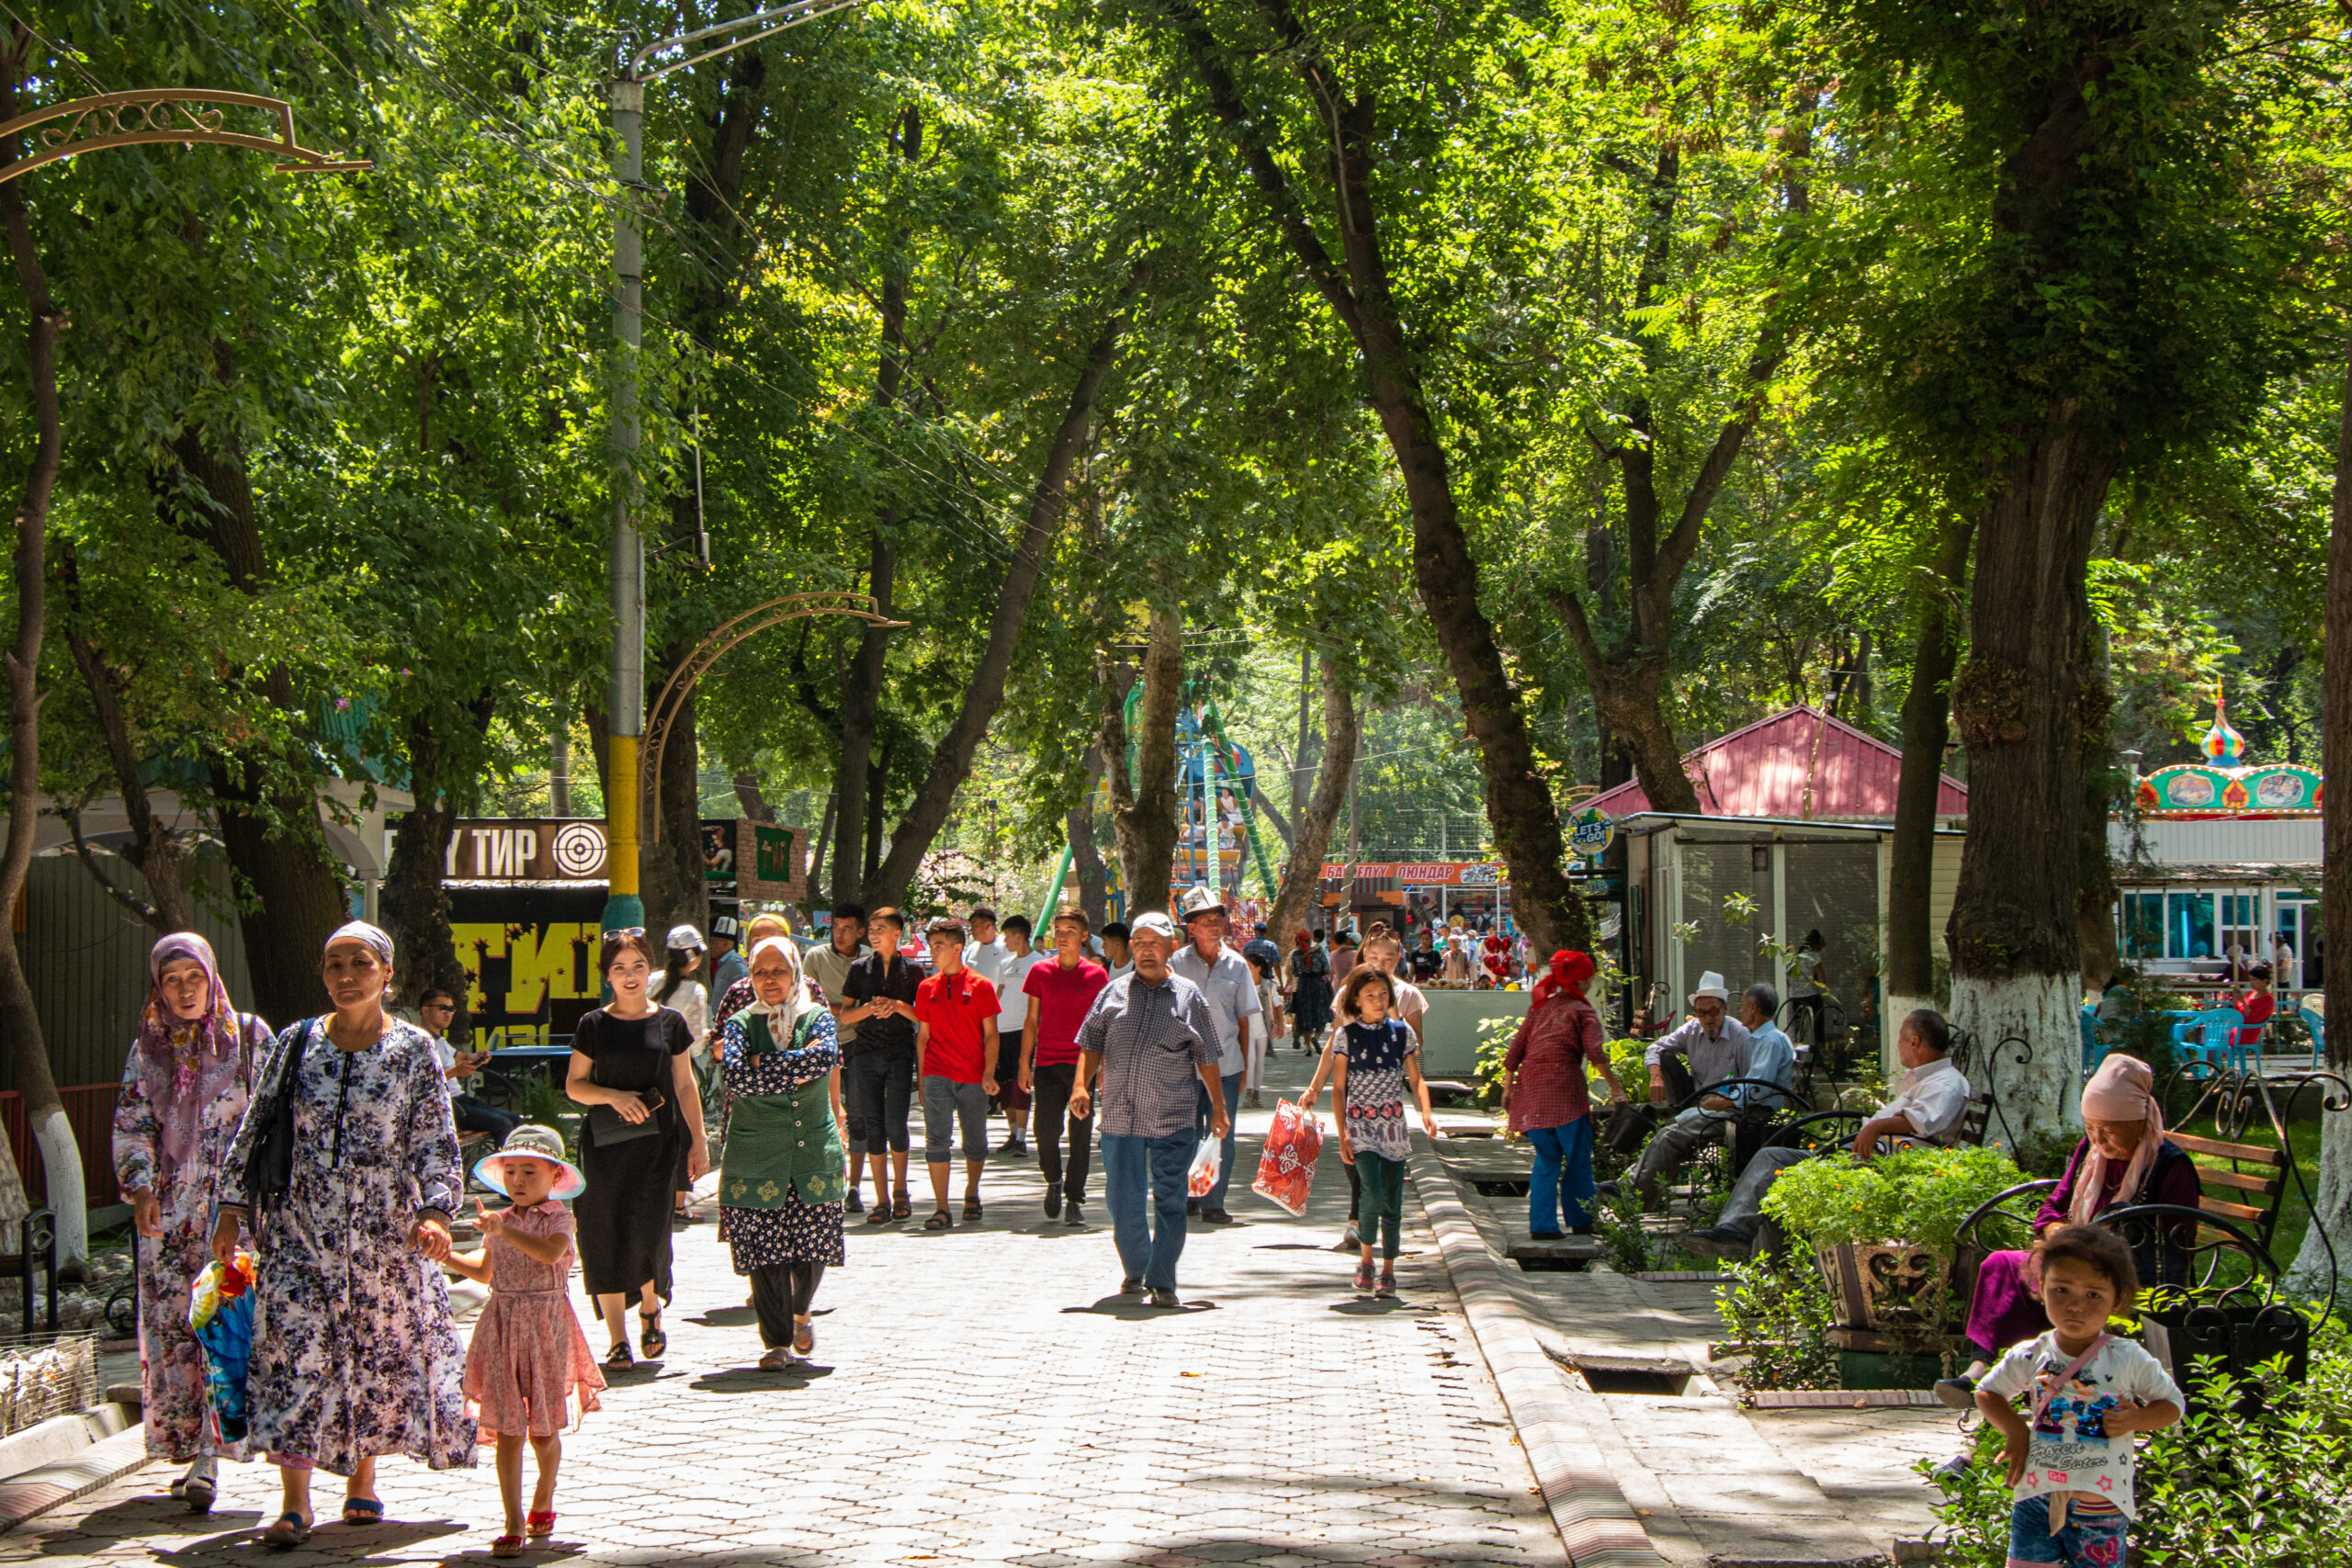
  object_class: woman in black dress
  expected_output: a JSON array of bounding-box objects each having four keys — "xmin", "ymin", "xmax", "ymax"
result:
[{"xmin": 566, "ymin": 931, "xmax": 708, "ymax": 1366}]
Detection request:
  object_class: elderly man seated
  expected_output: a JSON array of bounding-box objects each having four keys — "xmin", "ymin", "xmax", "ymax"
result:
[
  {"xmin": 1624, "ymin": 973, "xmax": 1793, "ymax": 1212},
  {"xmin": 1680, "ymin": 1008, "xmax": 1971, "ymax": 1260}
]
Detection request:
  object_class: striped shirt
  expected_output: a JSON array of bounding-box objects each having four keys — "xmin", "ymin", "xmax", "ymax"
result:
[{"xmin": 1077, "ymin": 970, "xmax": 1222, "ymax": 1139}]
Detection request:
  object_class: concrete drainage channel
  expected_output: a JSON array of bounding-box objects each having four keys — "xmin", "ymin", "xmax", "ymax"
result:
[{"xmin": 1415, "ymin": 1135, "xmax": 1942, "ymax": 1568}]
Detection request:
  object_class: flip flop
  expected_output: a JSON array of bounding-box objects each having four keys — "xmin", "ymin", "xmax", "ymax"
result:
[
  {"xmin": 492, "ymin": 1532, "xmax": 526, "ymax": 1558},
  {"xmin": 526, "ymin": 1510, "xmax": 557, "ymax": 1539},
  {"xmin": 343, "ymin": 1496, "xmax": 384, "ymax": 1526},
  {"xmin": 262, "ymin": 1512, "xmax": 311, "ymax": 1551}
]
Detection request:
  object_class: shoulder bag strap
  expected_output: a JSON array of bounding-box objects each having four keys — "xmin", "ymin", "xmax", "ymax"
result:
[{"xmin": 2030, "ymin": 1332, "xmax": 2112, "ymax": 1428}]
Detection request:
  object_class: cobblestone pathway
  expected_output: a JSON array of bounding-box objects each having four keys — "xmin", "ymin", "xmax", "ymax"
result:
[{"xmin": 6, "ymin": 1055, "xmax": 1565, "ymax": 1567}]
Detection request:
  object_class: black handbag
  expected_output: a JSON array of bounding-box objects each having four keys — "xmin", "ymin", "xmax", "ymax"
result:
[
  {"xmin": 587, "ymin": 1088, "xmax": 664, "ymax": 1146},
  {"xmin": 241, "ymin": 1020, "xmax": 315, "ymax": 1213}
]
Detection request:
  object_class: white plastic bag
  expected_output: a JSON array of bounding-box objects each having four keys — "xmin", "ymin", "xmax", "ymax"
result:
[{"xmin": 1186, "ymin": 1134, "xmax": 1222, "ymax": 1198}]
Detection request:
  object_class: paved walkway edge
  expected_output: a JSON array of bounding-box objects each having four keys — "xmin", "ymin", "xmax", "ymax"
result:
[
  {"xmin": 0, "ymin": 1422, "xmax": 150, "ymax": 1531},
  {"xmin": 1410, "ymin": 1137, "xmax": 1672, "ymax": 1568}
]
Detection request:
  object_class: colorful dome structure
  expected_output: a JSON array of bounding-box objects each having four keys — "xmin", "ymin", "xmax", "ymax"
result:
[{"xmin": 2135, "ymin": 683, "xmax": 2319, "ymax": 818}]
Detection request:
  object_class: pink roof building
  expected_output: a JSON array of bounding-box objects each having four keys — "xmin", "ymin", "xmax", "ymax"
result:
[{"xmin": 1582, "ymin": 705, "xmax": 1968, "ymax": 821}]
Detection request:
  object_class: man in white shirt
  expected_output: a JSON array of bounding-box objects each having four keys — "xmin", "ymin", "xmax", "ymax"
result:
[
  {"xmin": 1682, "ymin": 1008, "xmax": 1972, "ymax": 1260},
  {"xmin": 1627, "ymin": 973, "xmax": 1755, "ymax": 1212},
  {"xmin": 990, "ymin": 915, "xmax": 1046, "ymax": 1154},
  {"xmin": 1168, "ymin": 887, "xmax": 1260, "ymax": 1224}
]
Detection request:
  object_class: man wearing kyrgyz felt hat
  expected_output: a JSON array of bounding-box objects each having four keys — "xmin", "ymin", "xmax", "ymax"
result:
[{"xmin": 1625, "ymin": 971, "xmax": 1757, "ymax": 1213}]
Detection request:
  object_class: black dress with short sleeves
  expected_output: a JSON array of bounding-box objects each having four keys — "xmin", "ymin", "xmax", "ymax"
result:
[{"xmin": 570, "ymin": 1005, "xmax": 694, "ymax": 1299}]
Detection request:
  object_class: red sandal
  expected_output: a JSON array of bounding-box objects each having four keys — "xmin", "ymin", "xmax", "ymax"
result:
[
  {"xmin": 526, "ymin": 1510, "xmax": 557, "ymax": 1538},
  {"xmin": 491, "ymin": 1534, "xmax": 525, "ymax": 1559}
]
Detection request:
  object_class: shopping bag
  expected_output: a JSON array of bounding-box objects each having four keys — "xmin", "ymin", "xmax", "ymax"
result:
[
  {"xmin": 1186, "ymin": 1135, "xmax": 1223, "ymax": 1198},
  {"xmin": 188, "ymin": 1251, "xmax": 256, "ymax": 1440},
  {"xmin": 1251, "ymin": 1099, "xmax": 1323, "ymax": 1217}
]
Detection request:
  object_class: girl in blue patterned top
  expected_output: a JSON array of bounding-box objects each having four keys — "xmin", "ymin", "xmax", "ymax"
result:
[{"xmin": 1334, "ymin": 968, "xmax": 1436, "ymax": 1298}]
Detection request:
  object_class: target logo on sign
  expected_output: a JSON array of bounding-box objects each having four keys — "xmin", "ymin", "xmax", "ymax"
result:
[{"xmin": 550, "ymin": 821, "xmax": 607, "ymax": 877}]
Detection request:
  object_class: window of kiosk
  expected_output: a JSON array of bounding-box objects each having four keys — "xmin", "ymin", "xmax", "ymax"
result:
[
  {"xmin": 2165, "ymin": 891, "xmax": 2216, "ymax": 961},
  {"xmin": 2219, "ymin": 893, "xmax": 2259, "ymax": 964},
  {"xmin": 2120, "ymin": 893, "xmax": 2165, "ymax": 960}
]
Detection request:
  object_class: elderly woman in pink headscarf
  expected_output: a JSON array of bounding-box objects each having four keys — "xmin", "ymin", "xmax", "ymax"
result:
[
  {"xmin": 111, "ymin": 931, "xmax": 272, "ymax": 1511},
  {"xmin": 1936, "ymin": 1055, "xmax": 2199, "ymax": 1409}
]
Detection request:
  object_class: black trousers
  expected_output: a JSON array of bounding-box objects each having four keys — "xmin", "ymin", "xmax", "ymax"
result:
[
  {"xmin": 748, "ymin": 1262, "xmax": 827, "ymax": 1348},
  {"xmin": 1345, "ymin": 1157, "xmax": 1361, "ymax": 1221},
  {"xmin": 843, "ymin": 1044, "xmax": 915, "ymax": 1153},
  {"xmin": 1030, "ymin": 1062, "xmax": 1093, "ymax": 1201}
]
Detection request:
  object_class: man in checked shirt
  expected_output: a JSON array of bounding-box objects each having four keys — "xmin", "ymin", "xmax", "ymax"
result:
[{"xmin": 1069, "ymin": 912, "xmax": 1232, "ymax": 1309}]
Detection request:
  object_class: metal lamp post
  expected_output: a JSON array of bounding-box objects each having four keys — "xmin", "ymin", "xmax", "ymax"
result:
[{"xmin": 601, "ymin": 0, "xmax": 869, "ymax": 939}]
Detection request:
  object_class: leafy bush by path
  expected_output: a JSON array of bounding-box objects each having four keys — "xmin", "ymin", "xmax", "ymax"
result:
[
  {"xmin": 1762, "ymin": 1144, "xmax": 2022, "ymax": 1262},
  {"xmin": 1714, "ymin": 1252, "xmax": 1839, "ymax": 1392}
]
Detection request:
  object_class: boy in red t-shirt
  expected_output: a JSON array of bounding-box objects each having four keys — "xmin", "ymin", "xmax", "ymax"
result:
[
  {"xmin": 914, "ymin": 919, "xmax": 1000, "ymax": 1229},
  {"xmin": 1018, "ymin": 909, "xmax": 1112, "ymax": 1222}
]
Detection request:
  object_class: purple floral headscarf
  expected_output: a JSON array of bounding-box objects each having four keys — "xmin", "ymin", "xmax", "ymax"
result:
[{"xmin": 138, "ymin": 932, "xmax": 242, "ymax": 1171}]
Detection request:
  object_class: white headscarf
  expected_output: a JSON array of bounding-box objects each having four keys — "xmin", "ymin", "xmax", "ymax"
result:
[{"xmin": 744, "ymin": 935, "xmax": 817, "ymax": 1037}]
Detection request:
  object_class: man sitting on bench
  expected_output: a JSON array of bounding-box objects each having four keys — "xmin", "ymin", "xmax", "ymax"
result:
[
  {"xmin": 1627, "ymin": 972, "xmax": 1756, "ymax": 1212},
  {"xmin": 1680, "ymin": 1007, "xmax": 1969, "ymax": 1261}
]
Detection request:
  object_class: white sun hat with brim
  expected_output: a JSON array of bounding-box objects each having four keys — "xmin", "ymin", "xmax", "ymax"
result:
[
  {"xmin": 1689, "ymin": 971, "xmax": 1732, "ymax": 1006},
  {"xmin": 665, "ymin": 923, "xmax": 705, "ymax": 952},
  {"xmin": 473, "ymin": 1123, "xmax": 586, "ymax": 1201}
]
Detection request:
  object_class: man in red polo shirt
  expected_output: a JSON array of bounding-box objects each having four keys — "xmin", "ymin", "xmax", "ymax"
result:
[
  {"xmin": 1019, "ymin": 908, "xmax": 1112, "ymax": 1224},
  {"xmin": 914, "ymin": 919, "xmax": 1000, "ymax": 1230}
]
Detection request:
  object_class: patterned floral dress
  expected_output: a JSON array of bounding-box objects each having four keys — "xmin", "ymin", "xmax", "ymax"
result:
[
  {"xmin": 463, "ymin": 1202, "xmax": 604, "ymax": 1440},
  {"xmin": 718, "ymin": 1009, "xmax": 845, "ymax": 1271},
  {"xmin": 220, "ymin": 1017, "xmax": 475, "ymax": 1475},
  {"xmin": 111, "ymin": 1011, "xmax": 270, "ymax": 1461}
]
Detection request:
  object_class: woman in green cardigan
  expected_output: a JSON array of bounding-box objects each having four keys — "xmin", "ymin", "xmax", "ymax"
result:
[{"xmin": 717, "ymin": 936, "xmax": 848, "ymax": 1370}]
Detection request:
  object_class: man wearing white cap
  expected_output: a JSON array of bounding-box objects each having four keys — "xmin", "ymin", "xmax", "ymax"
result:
[
  {"xmin": 1169, "ymin": 886, "xmax": 1259, "ymax": 1224},
  {"xmin": 1070, "ymin": 911, "xmax": 1227, "ymax": 1308},
  {"xmin": 1628, "ymin": 971, "xmax": 1755, "ymax": 1213}
]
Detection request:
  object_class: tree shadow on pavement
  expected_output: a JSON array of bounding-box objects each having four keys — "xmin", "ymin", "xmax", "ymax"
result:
[{"xmin": 124, "ymin": 1513, "xmax": 466, "ymax": 1562}]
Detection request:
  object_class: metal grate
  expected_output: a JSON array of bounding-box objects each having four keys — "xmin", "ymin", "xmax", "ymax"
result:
[{"xmin": 0, "ymin": 1333, "xmax": 96, "ymax": 1436}]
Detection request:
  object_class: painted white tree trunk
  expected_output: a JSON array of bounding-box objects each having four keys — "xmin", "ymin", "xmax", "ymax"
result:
[
  {"xmin": 1883, "ymin": 992, "xmax": 1939, "ymax": 1077},
  {"xmin": 1948, "ymin": 973, "xmax": 2081, "ymax": 1155},
  {"xmin": 2284, "ymin": 1100, "xmax": 2350, "ymax": 1303},
  {"xmin": 28, "ymin": 1111, "xmax": 85, "ymax": 1273}
]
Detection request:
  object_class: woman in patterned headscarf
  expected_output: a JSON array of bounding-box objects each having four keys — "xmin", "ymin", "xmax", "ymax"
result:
[
  {"xmin": 111, "ymin": 932, "xmax": 272, "ymax": 1512},
  {"xmin": 214, "ymin": 920, "xmax": 474, "ymax": 1548}
]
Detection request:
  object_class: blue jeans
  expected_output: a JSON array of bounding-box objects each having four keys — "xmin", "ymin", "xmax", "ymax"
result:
[
  {"xmin": 1100, "ymin": 1132, "xmax": 1198, "ymax": 1292},
  {"xmin": 2008, "ymin": 1495, "xmax": 2128, "ymax": 1566},
  {"xmin": 1526, "ymin": 1118, "xmax": 1596, "ymax": 1232},
  {"xmin": 1194, "ymin": 1070, "xmax": 1243, "ymax": 1210}
]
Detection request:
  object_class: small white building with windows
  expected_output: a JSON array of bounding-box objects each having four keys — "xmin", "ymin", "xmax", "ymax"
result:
[{"xmin": 2109, "ymin": 694, "xmax": 2322, "ymax": 994}]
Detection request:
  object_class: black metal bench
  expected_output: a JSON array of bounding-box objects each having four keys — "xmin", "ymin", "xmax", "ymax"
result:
[{"xmin": 2, "ymin": 1209, "xmax": 58, "ymax": 1337}]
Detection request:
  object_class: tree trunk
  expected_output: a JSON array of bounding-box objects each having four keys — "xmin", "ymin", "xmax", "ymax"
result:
[
  {"xmin": 1101, "ymin": 611, "xmax": 1183, "ymax": 916},
  {"xmin": 549, "ymin": 701, "xmax": 572, "ymax": 818},
  {"xmin": 1945, "ymin": 413, "xmax": 2120, "ymax": 1151},
  {"xmin": 1885, "ymin": 514, "xmax": 1973, "ymax": 1048},
  {"xmin": 1266, "ymin": 657, "xmax": 1359, "ymax": 956},
  {"xmin": 1070, "ymin": 796, "xmax": 1108, "ymax": 931},
  {"xmin": 2287, "ymin": 339, "xmax": 2352, "ymax": 1297},
  {"xmin": 863, "ymin": 276, "xmax": 1142, "ymax": 908},
  {"xmin": 639, "ymin": 636, "xmax": 706, "ymax": 942},
  {"xmin": 0, "ymin": 90, "xmax": 61, "ymax": 1241},
  {"xmin": 382, "ymin": 699, "xmax": 492, "ymax": 1043},
  {"xmin": 1158, "ymin": 4, "xmax": 1585, "ymax": 955},
  {"xmin": 864, "ymin": 731, "xmax": 892, "ymax": 886},
  {"xmin": 732, "ymin": 769, "xmax": 773, "ymax": 823},
  {"xmin": 831, "ymin": 524, "xmax": 895, "ymax": 908},
  {"xmin": 807, "ymin": 792, "xmax": 837, "ymax": 913}
]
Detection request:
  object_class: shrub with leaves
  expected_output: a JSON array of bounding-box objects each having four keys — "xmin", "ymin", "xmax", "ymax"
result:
[
  {"xmin": 1763, "ymin": 1144, "xmax": 2022, "ymax": 1263},
  {"xmin": 1715, "ymin": 1253, "xmax": 1839, "ymax": 1393}
]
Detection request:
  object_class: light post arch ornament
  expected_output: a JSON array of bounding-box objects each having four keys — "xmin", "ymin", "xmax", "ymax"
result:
[{"xmin": 0, "ymin": 90, "xmax": 370, "ymax": 184}]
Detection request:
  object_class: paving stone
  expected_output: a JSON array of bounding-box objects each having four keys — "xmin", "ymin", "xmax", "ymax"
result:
[{"xmin": 4, "ymin": 1057, "xmax": 1565, "ymax": 1567}]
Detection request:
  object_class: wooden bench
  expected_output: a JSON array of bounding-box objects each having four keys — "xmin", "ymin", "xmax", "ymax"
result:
[{"xmin": 2163, "ymin": 1129, "xmax": 2289, "ymax": 1253}]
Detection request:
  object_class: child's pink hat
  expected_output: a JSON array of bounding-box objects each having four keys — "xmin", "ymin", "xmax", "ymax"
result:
[{"xmin": 472, "ymin": 1124, "xmax": 585, "ymax": 1201}]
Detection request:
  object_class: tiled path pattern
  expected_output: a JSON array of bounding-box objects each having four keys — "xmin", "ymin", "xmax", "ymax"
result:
[{"xmin": 4, "ymin": 1055, "xmax": 1565, "ymax": 1567}]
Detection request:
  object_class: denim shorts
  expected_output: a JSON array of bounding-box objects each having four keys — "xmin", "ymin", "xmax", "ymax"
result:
[{"xmin": 2009, "ymin": 1495, "xmax": 2127, "ymax": 1567}]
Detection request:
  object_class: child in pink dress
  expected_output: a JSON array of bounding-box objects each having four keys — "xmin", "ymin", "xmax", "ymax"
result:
[{"xmin": 447, "ymin": 1125, "xmax": 605, "ymax": 1558}]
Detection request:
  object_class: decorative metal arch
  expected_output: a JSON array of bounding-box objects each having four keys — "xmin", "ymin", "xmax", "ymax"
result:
[
  {"xmin": 0, "ymin": 91, "xmax": 370, "ymax": 184},
  {"xmin": 641, "ymin": 592, "xmax": 905, "ymax": 843}
]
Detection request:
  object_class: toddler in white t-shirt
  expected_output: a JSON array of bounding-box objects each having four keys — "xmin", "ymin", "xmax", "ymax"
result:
[{"xmin": 1975, "ymin": 1224, "xmax": 2182, "ymax": 1566}]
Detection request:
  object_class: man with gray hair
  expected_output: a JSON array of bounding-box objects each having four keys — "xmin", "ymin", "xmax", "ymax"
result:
[
  {"xmin": 1739, "ymin": 983, "xmax": 1798, "ymax": 1111},
  {"xmin": 1070, "ymin": 911, "xmax": 1229, "ymax": 1308},
  {"xmin": 1626, "ymin": 971, "xmax": 1755, "ymax": 1213}
]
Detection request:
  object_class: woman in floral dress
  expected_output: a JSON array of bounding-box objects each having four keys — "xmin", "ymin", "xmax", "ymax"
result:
[
  {"xmin": 214, "ymin": 920, "xmax": 474, "ymax": 1548},
  {"xmin": 112, "ymin": 931, "xmax": 272, "ymax": 1512},
  {"xmin": 717, "ymin": 936, "xmax": 846, "ymax": 1370}
]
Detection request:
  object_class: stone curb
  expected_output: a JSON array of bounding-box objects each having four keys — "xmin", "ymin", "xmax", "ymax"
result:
[
  {"xmin": 1409, "ymin": 1137, "xmax": 1672, "ymax": 1568},
  {"xmin": 0, "ymin": 1422, "xmax": 150, "ymax": 1531}
]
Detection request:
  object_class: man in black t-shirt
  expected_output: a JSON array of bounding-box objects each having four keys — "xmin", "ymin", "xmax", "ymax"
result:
[{"xmin": 838, "ymin": 908, "xmax": 923, "ymax": 1222}]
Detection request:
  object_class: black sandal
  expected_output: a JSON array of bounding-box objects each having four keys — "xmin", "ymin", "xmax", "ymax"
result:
[
  {"xmin": 963, "ymin": 1196, "xmax": 983, "ymax": 1220},
  {"xmin": 866, "ymin": 1203, "xmax": 894, "ymax": 1225},
  {"xmin": 922, "ymin": 1209, "xmax": 954, "ymax": 1231},
  {"xmin": 604, "ymin": 1339, "xmax": 634, "ymax": 1369},
  {"xmin": 639, "ymin": 1311, "xmax": 667, "ymax": 1359},
  {"xmin": 892, "ymin": 1190, "xmax": 912, "ymax": 1221},
  {"xmin": 262, "ymin": 1512, "xmax": 311, "ymax": 1551}
]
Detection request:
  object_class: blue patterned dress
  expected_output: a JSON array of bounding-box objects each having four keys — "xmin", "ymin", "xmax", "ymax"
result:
[{"xmin": 220, "ymin": 1017, "xmax": 475, "ymax": 1474}]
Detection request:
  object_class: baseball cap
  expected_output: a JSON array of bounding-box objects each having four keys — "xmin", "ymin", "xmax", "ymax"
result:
[{"xmin": 1130, "ymin": 911, "xmax": 1178, "ymax": 941}]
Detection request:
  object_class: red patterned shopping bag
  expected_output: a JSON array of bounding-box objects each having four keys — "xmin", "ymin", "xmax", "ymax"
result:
[{"xmin": 1251, "ymin": 1099, "xmax": 1324, "ymax": 1216}]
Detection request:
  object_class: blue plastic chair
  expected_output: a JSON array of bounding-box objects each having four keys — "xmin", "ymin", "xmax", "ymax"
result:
[
  {"xmin": 2079, "ymin": 1007, "xmax": 2107, "ymax": 1073},
  {"xmin": 2301, "ymin": 1003, "xmax": 2327, "ymax": 1070},
  {"xmin": 2172, "ymin": 1007, "xmax": 2248, "ymax": 1078}
]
